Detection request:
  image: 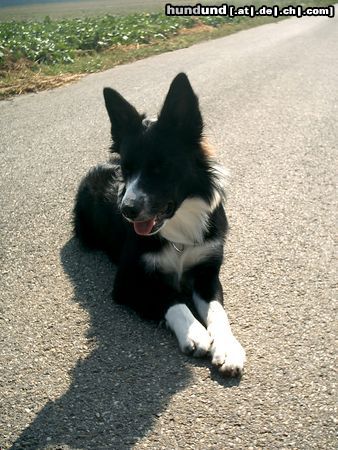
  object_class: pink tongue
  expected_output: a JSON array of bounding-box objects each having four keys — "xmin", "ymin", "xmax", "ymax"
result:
[{"xmin": 133, "ymin": 218, "xmax": 156, "ymax": 236}]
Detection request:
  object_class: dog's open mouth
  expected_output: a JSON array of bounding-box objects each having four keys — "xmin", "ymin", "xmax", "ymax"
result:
[
  {"xmin": 132, "ymin": 203, "xmax": 175, "ymax": 236},
  {"xmin": 133, "ymin": 217, "xmax": 162, "ymax": 236}
]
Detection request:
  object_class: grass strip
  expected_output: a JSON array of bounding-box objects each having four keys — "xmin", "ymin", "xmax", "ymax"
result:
[{"xmin": 0, "ymin": 2, "xmax": 333, "ymax": 99}]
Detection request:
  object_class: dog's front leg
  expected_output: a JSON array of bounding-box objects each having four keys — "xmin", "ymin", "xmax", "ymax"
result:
[
  {"xmin": 113, "ymin": 261, "xmax": 211, "ymax": 357},
  {"xmin": 165, "ymin": 304, "xmax": 212, "ymax": 357},
  {"xmin": 193, "ymin": 273, "xmax": 246, "ymax": 376}
]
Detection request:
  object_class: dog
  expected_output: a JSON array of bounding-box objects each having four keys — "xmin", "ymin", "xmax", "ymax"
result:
[{"xmin": 73, "ymin": 73, "xmax": 245, "ymax": 376}]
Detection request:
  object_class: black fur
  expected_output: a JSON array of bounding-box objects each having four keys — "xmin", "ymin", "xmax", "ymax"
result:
[{"xmin": 73, "ymin": 73, "xmax": 228, "ymax": 320}]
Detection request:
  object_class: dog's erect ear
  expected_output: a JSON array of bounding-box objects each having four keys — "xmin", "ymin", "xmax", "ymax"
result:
[
  {"xmin": 103, "ymin": 87, "xmax": 142, "ymax": 150},
  {"xmin": 157, "ymin": 73, "xmax": 203, "ymax": 143}
]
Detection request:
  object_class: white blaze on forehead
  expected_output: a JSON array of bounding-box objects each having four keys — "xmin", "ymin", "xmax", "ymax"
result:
[
  {"xmin": 121, "ymin": 174, "xmax": 151, "ymax": 220},
  {"xmin": 122, "ymin": 175, "xmax": 142, "ymax": 202}
]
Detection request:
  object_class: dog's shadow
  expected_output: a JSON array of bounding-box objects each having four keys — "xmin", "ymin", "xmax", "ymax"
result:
[{"xmin": 12, "ymin": 238, "xmax": 238, "ymax": 450}]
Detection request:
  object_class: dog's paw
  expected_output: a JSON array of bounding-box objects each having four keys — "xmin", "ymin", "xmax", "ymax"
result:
[
  {"xmin": 180, "ymin": 321, "xmax": 212, "ymax": 357},
  {"xmin": 211, "ymin": 337, "xmax": 246, "ymax": 377},
  {"xmin": 166, "ymin": 304, "xmax": 212, "ymax": 358}
]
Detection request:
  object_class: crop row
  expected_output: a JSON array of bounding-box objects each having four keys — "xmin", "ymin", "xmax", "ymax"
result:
[{"xmin": 0, "ymin": 13, "xmax": 234, "ymax": 65}]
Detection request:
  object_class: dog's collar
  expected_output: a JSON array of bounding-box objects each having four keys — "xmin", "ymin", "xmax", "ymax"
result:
[{"xmin": 171, "ymin": 242, "xmax": 185, "ymax": 253}]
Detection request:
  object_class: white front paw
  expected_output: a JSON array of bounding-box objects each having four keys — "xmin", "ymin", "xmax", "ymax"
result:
[
  {"xmin": 165, "ymin": 304, "xmax": 212, "ymax": 358},
  {"xmin": 181, "ymin": 321, "xmax": 212, "ymax": 357},
  {"xmin": 211, "ymin": 337, "xmax": 246, "ymax": 377}
]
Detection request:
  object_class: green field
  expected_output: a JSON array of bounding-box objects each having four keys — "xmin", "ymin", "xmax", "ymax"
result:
[
  {"xmin": 0, "ymin": 0, "xmax": 333, "ymax": 98},
  {"xmin": 0, "ymin": 13, "xmax": 238, "ymax": 65},
  {"xmin": 0, "ymin": 0, "xmax": 228, "ymax": 21}
]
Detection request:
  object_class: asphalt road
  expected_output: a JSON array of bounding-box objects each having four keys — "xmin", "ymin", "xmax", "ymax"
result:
[{"xmin": 1, "ymin": 13, "xmax": 337, "ymax": 450}]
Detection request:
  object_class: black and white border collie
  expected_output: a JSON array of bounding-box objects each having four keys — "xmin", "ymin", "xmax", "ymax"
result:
[{"xmin": 73, "ymin": 73, "xmax": 245, "ymax": 376}]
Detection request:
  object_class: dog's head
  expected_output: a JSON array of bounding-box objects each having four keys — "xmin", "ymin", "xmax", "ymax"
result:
[{"xmin": 103, "ymin": 73, "xmax": 216, "ymax": 236}]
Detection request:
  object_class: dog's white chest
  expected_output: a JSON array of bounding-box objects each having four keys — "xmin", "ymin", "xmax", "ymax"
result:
[{"xmin": 143, "ymin": 240, "xmax": 220, "ymax": 281}]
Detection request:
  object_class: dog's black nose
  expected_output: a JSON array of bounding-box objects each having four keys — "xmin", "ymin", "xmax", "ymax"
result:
[{"xmin": 121, "ymin": 198, "xmax": 145, "ymax": 221}]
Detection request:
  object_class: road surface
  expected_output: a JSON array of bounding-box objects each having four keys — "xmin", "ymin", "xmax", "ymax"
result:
[{"xmin": 1, "ymin": 12, "xmax": 337, "ymax": 450}]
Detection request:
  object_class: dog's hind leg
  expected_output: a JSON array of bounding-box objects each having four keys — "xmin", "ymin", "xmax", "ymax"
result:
[{"xmin": 73, "ymin": 163, "xmax": 125, "ymax": 262}]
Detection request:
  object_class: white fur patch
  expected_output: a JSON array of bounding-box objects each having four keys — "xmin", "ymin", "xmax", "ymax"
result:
[
  {"xmin": 143, "ymin": 239, "xmax": 222, "ymax": 282},
  {"xmin": 193, "ymin": 296, "xmax": 246, "ymax": 375},
  {"xmin": 160, "ymin": 197, "xmax": 213, "ymax": 245},
  {"xmin": 209, "ymin": 162, "xmax": 230, "ymax": 210},
  {"xmin": 122, "ymin": 174, "xmax": 144, "ymax": 205},
  {"xmin": 165, "ymin": 304, "xmax": 212, "ymax": 357}
]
